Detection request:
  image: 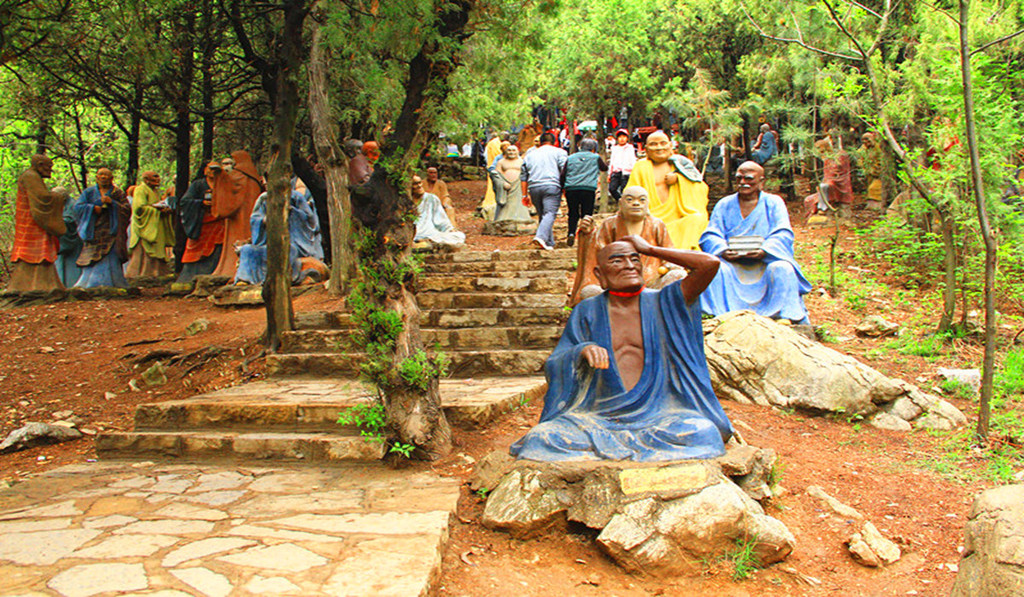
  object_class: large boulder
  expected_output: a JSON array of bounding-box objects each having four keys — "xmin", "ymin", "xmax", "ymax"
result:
[
  {"xmin": 479, "ymin": 445, "xmax": 793, "ymax": 576},
  {"xmin": 951, "ymin": 484, "xmax": 1024, "ymax": 596},
  {"xmin": 703, "ymin": 311, "xmax": 966, "ymax": 430}
]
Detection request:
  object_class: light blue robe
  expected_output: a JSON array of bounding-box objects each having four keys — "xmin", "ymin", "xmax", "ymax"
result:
[
  {"xmin": 234, "ymin": 191, "xmax": 322, "ymax": 285},
  {"xmin": 699, "ymin": 192, "xmax": 811, "ymax": 324},
  {"xmin": 511, "ymin": 283, "xmax": 732, "ymax": 462},
  {"xmin": 752, "ymin": 131, "xmax": 777, "ymax": 165},
  {"xmin": 414, "ymin": 192, "xmax": 465, "ymax": 247}
]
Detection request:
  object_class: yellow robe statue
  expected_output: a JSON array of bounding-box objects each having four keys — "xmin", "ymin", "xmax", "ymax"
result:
[
  {"xmin": 627, "ymin": 159, "xmax": 709, "ymax": 250},
  {"xmin": 480, "ymin": 136, "xmax": 503, "ymax": 220}
]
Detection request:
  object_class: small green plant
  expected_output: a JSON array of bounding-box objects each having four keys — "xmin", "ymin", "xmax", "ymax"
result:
[
  {"xmin": 995, "ymin": 347, "xmax": 1024, "ymax": 397},
  {"xmin": 475, "ymin": 487, "xmax": 490, "ymax": 499},
  {"xmin": 939, "ymin": 378, "xmax": 976, "ymax": 400},
  {"xmin": 337, "ymin": 403, "xmax": 387, "ymax": 441},
  {"xmin": 814, "ymin": 324, "xmax": 838, "ymax": 343},
  {"xmin": 337, "ymin": 402, "xmax": 419, "ymax": 458},
  {"xmin": 723, "ymin": 535, "xmax": 761, "ymax": 581}
]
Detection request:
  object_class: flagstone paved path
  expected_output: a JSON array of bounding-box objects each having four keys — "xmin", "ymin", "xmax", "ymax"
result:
[{"xmin": 0, "ymin": 461, "xmax": 458, "ymax": 596}]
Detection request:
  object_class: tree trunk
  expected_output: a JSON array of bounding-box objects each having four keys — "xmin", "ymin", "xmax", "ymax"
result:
[
  {"xmin": 262, "ymin": 0, "xmax": 307, "ymax": 350},
  {"xmin": 200, "ymin": 0, "xmax": 216, "ymax": 164},
  {"xmin": 125, "ymin": 86, "xmax": 142, "ymax": 188},
  {"xmin": 171, "ymin": 10, "xmax": 195, "ymax": 272},
  {"xmin": 73, "ymin": 107, "xmax": 88, "ymax": 189},
  {"xmin": 36, "ymin": 116, "xmax": 49, "ymax": 154},
  {"xmin": 308, "ymin": 20, "xmax": 356, "ymax": 294},
  {"xmin": 959, "ymin": 0, "xmax": 997, "ymax": 440},
  {"xmin": 936, "ymin": 209, "xmax": 957, "ymax": 333},
  {"xmin": 346, "ymin": 0, "xmax": 476, "ymax": 461}
]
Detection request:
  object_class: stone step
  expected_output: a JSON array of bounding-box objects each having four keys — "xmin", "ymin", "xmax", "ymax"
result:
[
  {"xmin": 418, "ymin": 292, "xmax": 567, "ymax": 310},
  {"xmin": 280, "ymin": 326, "xmax": 563, "ymax": 352},
  {"xmin": 295, "ymin": 306, "xmax": 568, "ymax": 330},
  {"xmin": 422, "ymin": 248, "xmax": 575, "ymax": 264},
  {"xmin": 417, "ymin": 275, "xmax": 567, "ymax": 294},
  {"xmin": 266, "ymin": 350, "xmax": 548, "ymax": 379},
  {"xmin": 130, "ymin": 377, "xmax": 546, "ymax": 433},
  {"xmin": 95, "ymin": 430, "xmax": 386, "ymax": 462},
  {"xmin": 422, "ymin": 258, "xmax": 575, "ymax": 274},
  {"xmin": 420, "ymin": 268, "xmax": 573, "ymax": 280}
]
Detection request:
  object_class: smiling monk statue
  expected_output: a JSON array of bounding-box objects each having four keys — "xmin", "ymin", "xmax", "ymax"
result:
[
  {"xmin": 511, "ymin": 236, "xmax": 733, "ymax": 462},
  {"xmin": 626, "ymin": 130, "xmax": 709, "ymax": 250}
]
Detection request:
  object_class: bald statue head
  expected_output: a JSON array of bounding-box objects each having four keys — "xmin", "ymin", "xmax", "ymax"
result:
[
  {"xmin": 644, "ymin": 131, "xmax": 673, "ymax": 164},
  {"xmin": 735, "ymin": 161, "xmax": 765, "ymax": 198},
  {"xmin": 96, "ymin": 168, "xmax": 114, "ymax": 189},
  {"xmin": 30, "ymin": 154, "xmax": 54, "ymax": 178},
  {"xmin": 594, "ymin": 240, "xmax": 644, "ymax": 292},
  {"xmin": 619, "ymin": 185, "xmax": 650, "ymax": 223},
  {"xmin": 410, "ymin": 174, "xmax": 424, "ymax": 200},
  {"xmin": 342, "ymin": 139, "xmax": 363, "ymax": 158}
]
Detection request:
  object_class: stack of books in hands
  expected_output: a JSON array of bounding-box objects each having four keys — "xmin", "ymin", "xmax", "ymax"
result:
[{"xmin": 727, "ymin": 235, "xmax": 764, "ymax": 256}]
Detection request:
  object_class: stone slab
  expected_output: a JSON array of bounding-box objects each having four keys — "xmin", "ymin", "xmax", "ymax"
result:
[
  {"xmin": 265, "ymin": 350, "xmax": 549, "ymax": 379},
  {"xmin": 0, "ymin": 462, "xmax": 458, "ymax": 596},
  {"xmin": 130, "ymin": 376, "xmax": 545, "ymax": 434}
]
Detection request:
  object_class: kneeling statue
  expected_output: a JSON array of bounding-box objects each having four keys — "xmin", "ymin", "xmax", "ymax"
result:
[{"xmin": 511, "ymin": 237, "xmax": 733, "ymax": 461}]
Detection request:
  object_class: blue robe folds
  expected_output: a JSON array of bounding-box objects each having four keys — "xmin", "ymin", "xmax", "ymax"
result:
[
  {"xmin": 511, "ymin": 283, "xmax": 732, "ymax": 462},
  {"xmin": 752, "ymin": 131, "xmax": 777, "ymax": 165},
  {"xmin": 73, "ymin": 186, "xmax": 129, "ymax": 289},
  {"xmin": 234, "ymin": 191, "xmax": 323, "ymax": 285},
  {"xmin": 699, "ymin": 192, "xmax": 811, "ymax": 324}
]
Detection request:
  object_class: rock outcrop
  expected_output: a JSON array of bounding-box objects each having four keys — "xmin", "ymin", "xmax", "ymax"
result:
[
  {"xmin": 951, "ymin": 484, "xmax": 1024, "ymax": 596},
  {"xmin": 703, "ymin": 311, "xmax": 966, "ymax": 431},
  {"xmin": 479, "ymin": 445, "xmax": 794, "ymax": 576}
]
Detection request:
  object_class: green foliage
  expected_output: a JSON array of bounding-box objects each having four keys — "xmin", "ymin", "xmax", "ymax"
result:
[
  {"xmin": 814, "ymin": 324, "xmax": 838, "ymax": 343},
  {"xmin": 336, "ymin": 402, "xmax": 419, "ymax": 459},
  {"xmin": 884, "ymin": 333, "xmax": 948, "ymax": 359},
  {"xmin": 940, "ymin": 378, "xmax": 977, "ymax": 401},
  {"xmin": 397, "ymin": 350, "xmax": 450, "ymax": 392},
  {"xmin": 996, "ymin": 348, "xmax": 1024, "ymax": 398},
  {"xmin": 723, "ymin": 535, "xmax": 762, "ymax": 581},
  {"xmin": 337, "ymin": 402, "xmax": 387, "ymax": 442}
]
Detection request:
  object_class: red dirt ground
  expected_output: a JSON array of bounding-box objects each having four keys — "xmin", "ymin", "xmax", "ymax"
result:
[{"xmin": 0, "ymin": 177, "xmax": 1018, "ymax": 596}]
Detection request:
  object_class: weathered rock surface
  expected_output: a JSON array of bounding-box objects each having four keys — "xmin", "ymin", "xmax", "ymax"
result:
[
  {"xmin": 479, "ymin": 445, "xmax": 792, "ymax": 575},
  {"xmin": 0, "ymin": 422, "xmax": 83, "ymax": 454},
  {"xmin": 807, "ymin": 485, "xmax": 864, "ymax": 520},
  {"xmin": 854, "ymin": 315, "xmax": 900, "ymax": 337},
  {"xmin": 703, "ymin": 311, "xmax": 966, "ymax": 430},
  {"xmin": 951, "ymin": 484, "xmax": 1024, "ymax": 596},
  {"xmin": 845, "ymin": 521, "xmax": 901, "ymax": 567}
]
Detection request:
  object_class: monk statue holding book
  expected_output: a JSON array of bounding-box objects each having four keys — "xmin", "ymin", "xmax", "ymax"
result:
[{"xmin": 699, "ymin": 161, "xmax": 811, "ymax": 324}]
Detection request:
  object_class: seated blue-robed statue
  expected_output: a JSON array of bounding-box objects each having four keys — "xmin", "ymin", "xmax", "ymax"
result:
[
  {"xmin": 511, "ymin": 237, "xmax": 733, "ymax": 462},
  {"xmin": 234, "ymin": 185, "xmax": 325, "ymax": 285},
  {"xmin": 699, "ymin": 161, "xmax": 811, "ymax": 325}
]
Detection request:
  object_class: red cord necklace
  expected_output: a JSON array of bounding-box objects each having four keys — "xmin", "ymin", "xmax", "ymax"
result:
[{"xmin": 609, "ymin": 286, "xmax": 644, "ymax": 298}]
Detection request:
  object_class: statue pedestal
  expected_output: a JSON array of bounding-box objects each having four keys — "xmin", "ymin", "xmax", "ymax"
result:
[{"xmin": 476, "ymin": 443, "xmax": 794, "ymax": 576}]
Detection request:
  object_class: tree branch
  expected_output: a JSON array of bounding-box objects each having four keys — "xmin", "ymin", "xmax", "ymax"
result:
[
  {"xmin": 971, "ymin": 28, "xmax": 1024, "ymax": 55},
  {"xmin": 739, "ymin": 1, "xmax": 863, "ymax": 62}
]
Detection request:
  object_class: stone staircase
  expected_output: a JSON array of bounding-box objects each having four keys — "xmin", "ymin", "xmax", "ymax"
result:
[
  {"xmin": 95, "ymin": 377, "xmax": 546, "ymax": 463},
  {"xmin": 96, "ymin": 247, "xmax": 575, "ymax": 464},
  {"xmin": 266, "ymin": 248, "xmax": 575, "ymax": 378}
]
